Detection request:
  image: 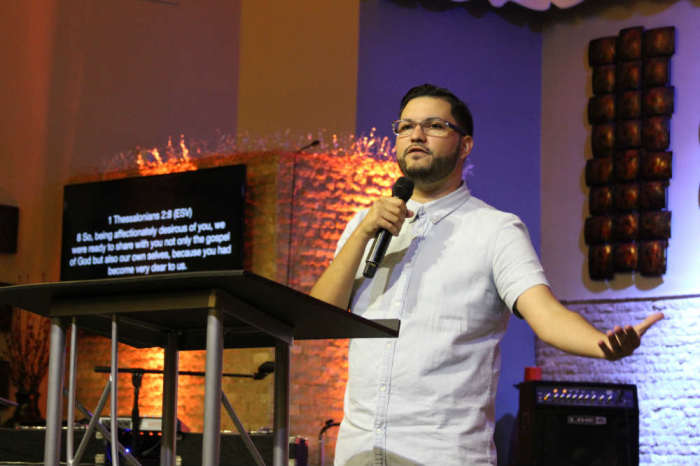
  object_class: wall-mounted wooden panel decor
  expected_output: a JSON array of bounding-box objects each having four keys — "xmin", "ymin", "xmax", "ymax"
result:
[{"xmin": 586, "ymin": 26, "xmax": 675, "ymax": 280}]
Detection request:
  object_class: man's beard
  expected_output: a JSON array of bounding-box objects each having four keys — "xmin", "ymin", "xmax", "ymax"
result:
[{"xmin": 397, "ymin": 146, "xmax": 460, "ymax": 185}]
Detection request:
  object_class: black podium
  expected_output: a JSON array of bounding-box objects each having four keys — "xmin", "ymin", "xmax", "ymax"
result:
[{"xmin": 0, "ymin": 270, "xmax": 400, "ymax": 466}]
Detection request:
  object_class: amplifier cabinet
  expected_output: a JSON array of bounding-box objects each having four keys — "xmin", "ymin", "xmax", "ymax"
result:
[{"xmin": 516, "ymin": 381, "xmax": 639, "ymax": 466}]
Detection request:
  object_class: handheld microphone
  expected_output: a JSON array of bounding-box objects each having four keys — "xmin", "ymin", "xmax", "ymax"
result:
[{"xmin": 363, "ymin": 177, "xmax": 414, "ymax": 278}]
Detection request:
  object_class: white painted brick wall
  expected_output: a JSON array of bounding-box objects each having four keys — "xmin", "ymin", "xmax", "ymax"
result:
[{"xmin": 535, "ymin": 297, "xmax": 700, "ymax": 465}]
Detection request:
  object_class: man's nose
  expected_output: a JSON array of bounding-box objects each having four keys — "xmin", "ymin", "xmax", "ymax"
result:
[{"xmin": 410, "ymin": 124, "xmax": 427, "ymax": 141}]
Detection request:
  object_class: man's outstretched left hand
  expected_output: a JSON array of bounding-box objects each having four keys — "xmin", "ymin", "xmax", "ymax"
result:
[{"xmin": 598, "ymin": 312, "xmax": 665, "ymax": 361}]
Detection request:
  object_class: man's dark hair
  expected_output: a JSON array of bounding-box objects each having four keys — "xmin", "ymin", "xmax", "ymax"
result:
[{"xmin": 399, "ymin": 84, "xmax": 474, "ymax": 137}]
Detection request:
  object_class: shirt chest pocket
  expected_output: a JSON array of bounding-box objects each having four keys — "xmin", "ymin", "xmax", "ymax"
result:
[
  {"xmin": 426, "ymin": 292, "xmax": 469, "ymax": 333},
  {"xmin": 405, "ymin": 278, "xmax": 470, "ymax": 334},
  {"xmin": 413, "ymin": 265, "xmax": 498, "ymax": 336}
]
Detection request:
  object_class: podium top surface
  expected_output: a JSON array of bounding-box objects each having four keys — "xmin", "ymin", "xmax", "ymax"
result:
[{"xmin": 0, "ymin": 270, "xmax": 399, "ymax": 349}]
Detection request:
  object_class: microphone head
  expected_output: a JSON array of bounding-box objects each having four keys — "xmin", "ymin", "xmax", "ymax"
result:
[
  {"xmin": 392, "ymin": 177, "xmax": 414, "ymax": 202},
  {"xmin": 253, "ymin": 361, "xmax": 275, "ymax": 380}
]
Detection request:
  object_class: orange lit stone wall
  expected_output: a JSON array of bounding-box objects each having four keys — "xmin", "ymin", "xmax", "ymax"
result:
[
  {"xmin": 71, "ymin": 151, "xmax": 399, "ymax": 465},
  {"xmin": 279, "ymin": 152, "xmax": 401, "ymax": 292}
]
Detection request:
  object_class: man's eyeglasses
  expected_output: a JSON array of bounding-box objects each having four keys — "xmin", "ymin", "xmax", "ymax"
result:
[{"xmin": 391, "ymin": 118, "xmax": 467, "ymax": 138}]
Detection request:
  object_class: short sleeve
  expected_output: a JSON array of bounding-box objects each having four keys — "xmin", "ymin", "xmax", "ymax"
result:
[
  {"xmin": 491, "ymin": 214, "xmax": 549, "ymax": 315},
  {"xmin": 334, "ymin": 209, "xmax": 369, "ymax": 258}
]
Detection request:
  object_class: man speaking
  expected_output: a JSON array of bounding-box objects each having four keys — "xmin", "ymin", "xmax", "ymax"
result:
[{"xmin": 310, "ymin": 84, "xmax": 662, "ymax": 466}]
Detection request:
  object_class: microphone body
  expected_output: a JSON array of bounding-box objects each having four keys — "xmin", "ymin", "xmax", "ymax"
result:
[{"xmin": 363, "ymin": 177, "xmax": 414, "ymax": 278}]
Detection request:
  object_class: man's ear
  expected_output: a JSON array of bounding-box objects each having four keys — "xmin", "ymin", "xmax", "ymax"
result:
[{"xmin": 460, "ymin": 135, "xmax": 474, "ymax": 159}]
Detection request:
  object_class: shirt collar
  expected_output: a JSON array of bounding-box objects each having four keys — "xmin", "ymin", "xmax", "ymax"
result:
[{"xmin": 406, "ymin": 182, "xmax": 471, "ymax": 224}]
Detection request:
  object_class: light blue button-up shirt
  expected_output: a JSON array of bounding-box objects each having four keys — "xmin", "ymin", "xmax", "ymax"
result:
[{"xmin": 333, "ymin": 184, "xmax": 548, "ymax": 466}]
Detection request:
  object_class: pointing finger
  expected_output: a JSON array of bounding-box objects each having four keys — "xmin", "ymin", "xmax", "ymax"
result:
[{"xmin": 634, "ymin": 312, "xmax": 664, "ymax": 337}]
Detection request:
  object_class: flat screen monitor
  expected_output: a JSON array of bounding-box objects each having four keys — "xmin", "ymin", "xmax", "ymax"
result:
[{"xmin": 61, "ymin": 165, "xmax": 245, "ymax": 281}]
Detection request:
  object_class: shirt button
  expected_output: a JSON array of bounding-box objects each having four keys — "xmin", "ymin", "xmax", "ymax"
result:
[
  {"xmin": 379, "ymin": 385, "xmax": 386, "ymax": 392},
  {"xmin": 376, "ymin": 427, "xmax": 382, "ymax": 432}
]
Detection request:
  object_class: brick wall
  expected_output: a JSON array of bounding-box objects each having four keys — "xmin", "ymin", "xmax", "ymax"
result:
[{"xmin": 535, "ymin": 296, "xmax": 700, "ymax": 465}]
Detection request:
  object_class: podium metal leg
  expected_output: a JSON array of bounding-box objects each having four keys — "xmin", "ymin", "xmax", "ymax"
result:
[
  {"xmin": 160, "ymin": 332, "xmax": 179, "ymax": 466},
  {"xmin": 222, "ymin": 393, "xmax": 266, "ymax": 466},
  {"xmin": 67, "ymin": 318, "xmax": 78, "ymax": 466},
  {"xmin": 44, "ymin": 317, "xmax": 67, "ymax": 466},
  {"xmin": 72, "ymin": 381, "xmax": 110, "ymax": 465},
  {"xmin": 72, "ymin": 382, "xmax": 142, "ymax": 466},
  {"xmin": 273, "ymin": 342, "xmax": 290, "ymax": 466},
  {"xmin": 202, "ymin": 308, "xmax": 223, "ymax": 466},
  {"xmin": 111, "ymin": 314, "xmax": 120, "ymax": 466}
]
